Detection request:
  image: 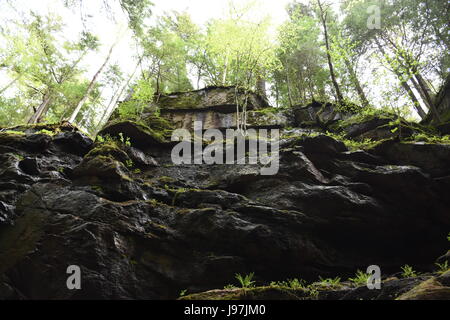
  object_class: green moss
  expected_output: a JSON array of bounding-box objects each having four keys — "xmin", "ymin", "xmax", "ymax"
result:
[
  {"xmin": 252, "ymin": 107, "xmax": 279, "ymax": 115},
  {"xmin": 91, "ymin": 185, "xmax": 103, "ymax": 193},
  {"xmin": 332, "ymin": 108, "xmax": 394, "ymax": 132},
  {"xmin": 85, "ymin": 141, "xmax": 131, "ymax": 164},
  {"xmin": 76, "ymin": 155, "xmax": 132, "ymax": 182},
  {"xmin": 2, "ymin": 130, "xmax": 26, "ymax": 136},
  {"xmin": 405, "ymin": 132, "xmax": 450, "ymax": 144},
  {"xmin": 158, "ymin": 176, "xmax": 177, "ymax": 184},
  {"xmin": 396, "ymin": 278, "xmax": 450, "ymax": 300},
  {"xmin": 157, "ymin": 91, "xmax": 204, "ymax": 110},
  {"xmin": 0, "ymin": 132, "xmax": 26, "ymax": 146},
  {"xmin": 180, "ymin": 286, "xmax": 310, "ymax": 300}
]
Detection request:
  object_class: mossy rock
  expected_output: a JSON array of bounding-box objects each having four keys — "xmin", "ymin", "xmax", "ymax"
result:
[
  {"xmin": 396, "ymin": 277, "xmax": 450, "ymax": 300},
  {"xmin": 85, "ymin": 142, "xmax": 131, "ymax": 164},
  {"xmin": 7, "ymin": 121, "xmax": 79, "ymax": 135},
  {"xmin": 0, "ymin": 131, "xmax": 26, "ymax": 147},
  {"xmin": 99, "ymin": 120, "xmax": 171, "ymax": 148},
  {"xmin": 156, "ymin": 86, "xmax": 269, "ymax": 112},
  {"xmin": 73, "ymin": 155, "xmax": 131, "ymax": 181},
  {"xmin": 179, "ymin": 286, "xmax": 310, "ymax": 300}
]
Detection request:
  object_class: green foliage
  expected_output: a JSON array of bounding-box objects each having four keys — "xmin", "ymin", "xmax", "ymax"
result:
[
  {"xmin": 408, "ymin": 133, "xmax": 450, "ymax": 145},
  {"xmin": 325, "ymin": 131, "xmax": 378, "ymax": 151},
  {"xmin": 0, "ymin": 0, "xmax": 448, "ymax": 133},
  {"xmin": 38, "ymin": 129, "xmax": 56, "ymax": 136},
  {"xmin": 435, "ymin": 261, "xmax": 449, "ymax": 275},
  {"xmin": 275, "ymin": 2, "xmax": 328, "ymax": 106},
  {"xmin": 125, "ymin": 159, "xmax": 133, "ymax": 168},
  {"xmin": 318, "ymin": 276, "xmax": 341, "ymax": 286},
  {"xmin": 335, "ymin": 100, "xmax": 364, "ymax": 114},
  {"xmin": 235, "ymin": 272, "xmax": 256, "ymax": 289},
  {"xmin": 270, "ymin": 278, "xmax": 306, "ymax": 289},
  {"xmin": 179, "ymin": 289, "xmax": 187, "ymax": 297},
  {"xmin": 118, "ymin": 132, "xmax": 132, "ymax": 147},
  {"xmin": 401, "ymin": 265, "xmax": 418, "ymax": 278},
  {"xmin": 223, "ymin": 284, "xmax": 238, "ymax": 290},
  {"xmin": 348, "ymin": 270, "xmax": 370, "ymax": 286}
]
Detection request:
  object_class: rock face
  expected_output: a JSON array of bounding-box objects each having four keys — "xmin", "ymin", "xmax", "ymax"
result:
[
  {"xmin": 292, "ymin": 100, "xmax": 354, "ymax": 126},
  {"xmin": 0, "ymin": 116, "xmax": 449, "ymax": 300},
  {"xmin": 156, "ymin": 87, "xmax": 283, "ymax": 131}
]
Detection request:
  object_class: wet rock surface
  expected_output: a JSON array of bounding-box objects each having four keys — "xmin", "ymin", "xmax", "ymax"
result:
[{"xmin": 0, "ymin": 122, "xmax": 449, "ymax": 300}]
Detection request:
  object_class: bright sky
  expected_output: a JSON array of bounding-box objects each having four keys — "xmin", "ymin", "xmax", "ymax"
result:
[
  {"xmin": 0, "ymin": 0, "xmax": 292, "ymax": 95},
  {"xmin": 0, "ymin": 0, "xmax": 420, "ymax": 120}
]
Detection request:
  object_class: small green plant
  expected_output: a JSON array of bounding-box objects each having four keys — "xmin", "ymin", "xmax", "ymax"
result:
[
  {"xmin": 91, "ymin": 185, "xmax": 103, "ymax": 193},
  {"xmin": 318, "ymin": 276, "xmax": 341, "ymax": 286},
  {"xmin": 224, "ymin": 284, "xmax": 237, "ymax": 289},
  {"xmin": 306, "ymin": 286, "xmax": 319, "ymax": 299},
  {"xmin": 235, "ymin": 272, "xmax": 255, "ymax": 288},
  {"xmin": 447, "ymin": 232, "xmax": 450, "ymax": 242},
  {"xmin": 325, "ymin": 131, "xmax": 378, "ymax": 151},
  {"xmin": 408, "ymin": 133, "xmax": 450, "ymax": 144},
  {"xmin": 348, "ymin": 270, "xmax": 370, "ymax": 286},
  {"xmin": 288, "ymin": 278, "xmax": 306, "ymax": 289},
  {"xmin": 133, "ymin": 168, "xmax": 142, "ymax": 174},
  {"xmin": 96, "ymin": 134, "xmax": 116, "ymax": 144},
  {"xmin": 270, "ymin": 278, "xmax": 306, "ymax": 289},
  {"xmin": 118, "ymin": 132, "xmax": 132, "ymax": 147},
  {"xmin": 147, "ymin": 199, "xmax": 160, "ymax": 206},
  {"xmin": 435, "ymin": 261, "xmax": 449, "ymax": 274},
  {"xmin": 125, "ymin": 159, "xmax": 134, "ymax": 168},
  {"xmin": 401, "ymin": 265, "xmax": 418, "ymax": 278},
  {"xmin": 179, "ymin": 289, "xmax": 187, "ymax": 297}
]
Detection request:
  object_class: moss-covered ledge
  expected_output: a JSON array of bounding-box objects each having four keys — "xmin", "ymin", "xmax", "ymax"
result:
[{"xmin": 98, "ymin": 120, "xmax": 172, "ymax": 148}]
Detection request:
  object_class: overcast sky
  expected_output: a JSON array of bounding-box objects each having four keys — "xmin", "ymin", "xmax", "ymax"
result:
[
  {"xmin": 0, "ymin": 0, "xmax": 294, "ymax": 91},
  {"xmin": 0, "ymin": 0, "xmax": 419, "ymax": 119}
]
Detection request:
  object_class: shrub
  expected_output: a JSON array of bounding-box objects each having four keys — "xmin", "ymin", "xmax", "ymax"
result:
[
  {"xmin": 235, "ymin": 272, "xmax": 255, "ymax": 288},
  {"xmin": 401, "ymin": 265, "xmax": 418, "ymax": 278},
  {"xmin": 348, "ymin": 270, "xmax": 370, "ymax": 286}
]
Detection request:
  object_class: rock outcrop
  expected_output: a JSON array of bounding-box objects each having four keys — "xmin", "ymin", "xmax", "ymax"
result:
[{"xmin": 0, "ymin": 113, "xmax": 449, "ymax": 299}]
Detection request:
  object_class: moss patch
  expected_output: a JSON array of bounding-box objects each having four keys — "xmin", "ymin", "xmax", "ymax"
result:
[
  {"xmin": 98, "ymin": 120, "xmax": 170, "ymax": 147},
  {"xmin": 85, "ymin": 141, "xmax": 131, "ymax": 164},
  {"xmin": 180, "ymin": 286, "xmax": 311, "ymax": 300},
  {"xmin": 397, "ymin": 278, "xmax": 450, "ymax": 300}
]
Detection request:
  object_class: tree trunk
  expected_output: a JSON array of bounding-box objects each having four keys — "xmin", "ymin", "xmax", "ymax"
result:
[
  {"xmin": 256, "ymin": 76, "xmax": 267, "ymax": 100},
  {"xmin": 415, "ymin": 73, "xmax": 441, "ymax": 123},
  {"xmin": 96, "ymin": 56, "xmax": 142, "ymax": 131},
  {"xmin": 317, "ymin": 0, "xmax": 343, "ymax": 104},
  {"xmin": 286, "ymin": 71, "xmax": 293, "ymax": 108},
  {"xmin": 68, "ymin": 43, "xmax": 115, "ymax": 123},
  {"xmin": 343, "ymin": 57, "xmax": 369, "ymax": 107},
  {"xmin": 375, "ymin": 39, "xmax": 427, "ymax": 119},
  {"xmin": 28, "ymin": 93, "xmax": 52, "ymax": 124}
]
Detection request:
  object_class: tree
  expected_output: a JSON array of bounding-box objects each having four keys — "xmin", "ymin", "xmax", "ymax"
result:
[
  {"xmin": 138, "ymin": 12, "xmax": 195, "ymax": 96},
  {"xmin": 275, "ymin": 2, "xmax": 328, "ymax": 106},
  {"xmin": 342, "ymin": 0, "xmax": 448, "ymax": 121},
  {"xmin": 316, "ymin": 0, "xmax": 344, "ymax": 104},
  {"xmin": 68, "ymin": 42, "xmax": 115, "ymax": 123},
  {"xmin": 0, "ymin": 11, "xmax": 100, "ymax": 124}
]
